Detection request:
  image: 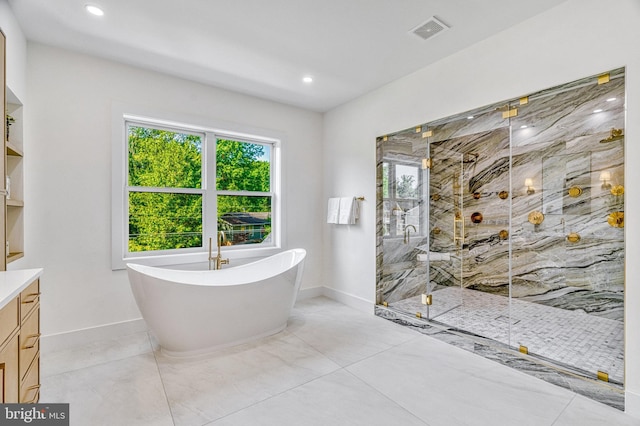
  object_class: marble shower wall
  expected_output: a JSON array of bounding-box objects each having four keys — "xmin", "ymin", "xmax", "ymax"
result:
[{"xmin": 376, "ymin": 69, "xmax": 625, "ymax": 321}]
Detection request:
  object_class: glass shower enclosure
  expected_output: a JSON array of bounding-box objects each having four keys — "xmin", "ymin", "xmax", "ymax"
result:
[{"xmin": 376, "ymin": 68, "xmax": 625, "ymax": 384}]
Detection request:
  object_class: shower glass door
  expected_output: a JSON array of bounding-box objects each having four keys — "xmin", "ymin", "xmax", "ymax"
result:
[
  {"xmin": 423, "ymin": 144, "xmax": 464, "ymax": 324},
  {"xmin": 425, "ymin": 106, "xmax": 511, "ymax": 344}
]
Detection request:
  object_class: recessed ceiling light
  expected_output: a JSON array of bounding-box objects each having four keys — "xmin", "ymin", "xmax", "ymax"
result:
[
  {"xmin": 606, "ymin": 97, "xmax": 617, "ymax": 102},
  {"xmin": 85, "ymin": 4, "xmax": 104, "ymax": 16},
  {"xmin": 593, "ymin": 109, "xmax": 603, "ymax": 113},
  {"xmin": 302, "ymin": 76, "xmax": 313, "ymax": 84}
]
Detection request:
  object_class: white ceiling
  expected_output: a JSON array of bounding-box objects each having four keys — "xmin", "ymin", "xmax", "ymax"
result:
[{"xmin": 8, "ymin": 0, "xmax": 568, "ymax": 112}]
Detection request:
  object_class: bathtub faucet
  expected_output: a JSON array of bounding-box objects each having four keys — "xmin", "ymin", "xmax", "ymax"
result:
[
  {"xmin": 403, "ymin": 225, "xmax": 417, "ymax": 244},
  {"xmin": 209, "ymin": 232, "xmax": 230, "ymax": 270}
]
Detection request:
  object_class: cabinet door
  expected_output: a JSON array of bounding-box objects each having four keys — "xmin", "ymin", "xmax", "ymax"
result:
[
  {"xmin": 0, "ymin": 28, "xmax": 6, "ymax": 271},
  {"xmin": 0, "ymin": 333, "xmax": 19, "ymax": 403}
]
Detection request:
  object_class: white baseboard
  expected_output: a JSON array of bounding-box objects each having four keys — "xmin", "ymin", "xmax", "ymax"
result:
[
  {"xmin": 297, "ymin": 286, "xmax": 325, "ymax": 300},
  {"xmin": 626, "ymin": 389, "xmax": 640, "ymax": 419},
  {"xmin": 41, "ymin": 318, "xmax": 148, "ymax": 353},
  {"xmin": 321, "ymin": 286, "xmax": 374, "ymax": 314}
]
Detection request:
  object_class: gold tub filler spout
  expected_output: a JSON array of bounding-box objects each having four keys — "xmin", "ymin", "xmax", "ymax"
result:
[
  {"xmin": 403, "ymin": 224, "xmax": 417, "ymax": 244},
  {"xmin": 209, "ymin": 231, "xmax": 230, "ymax": 270}
]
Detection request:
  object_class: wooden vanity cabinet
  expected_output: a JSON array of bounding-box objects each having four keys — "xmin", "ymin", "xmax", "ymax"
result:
[
  {"xmin": 0, "ymin": 278, "xmax": 40, "ymax": 403},
  {"xmin": 0, "ymin": 297, "xmax": 19, "ymax": 402},
  {"xmin": 19, "ymin": 278, "xmax": 40, "ymax": 403}
]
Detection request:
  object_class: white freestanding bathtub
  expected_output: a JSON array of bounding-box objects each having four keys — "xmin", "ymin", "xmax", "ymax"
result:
[{"xmin": 127, "ymin": 248, "xmax": 306, "ymax": 357}]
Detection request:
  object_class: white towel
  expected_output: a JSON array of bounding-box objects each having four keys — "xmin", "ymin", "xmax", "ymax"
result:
[
  {"xmin": 338, "ymin": 197, "xmax": 359, "ymax": 225},
  {"xmin": 327, "ymin": 198, "xmax": 340, "ymax": 224}
]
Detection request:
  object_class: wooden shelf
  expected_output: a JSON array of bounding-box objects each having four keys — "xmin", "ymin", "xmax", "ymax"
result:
[
  {"xmin": 5, "ymin": 142, "xmax": 23, "ymax": 157},
  {"xmin": 6, "ymin": 252, "xmax": 24, "ymax": 263},
  {"xmin": 6, "ymin": 199, "xmax": 23, "ymax": 208}
]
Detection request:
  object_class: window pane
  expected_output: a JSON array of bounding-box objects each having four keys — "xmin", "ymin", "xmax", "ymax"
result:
[
  {"xmin": 395, "ymin": 164, "xmax": 419, "ymax": 199},
  {"xmin": 128, "ymin": 125, "xmax": 202, "ymax": 188},
  {"xmin": 129, "ymin": 192, "xmax": 202, "ymax": 252},
  {"xmin": 217, "ymin": 195, "xmax": 271, "ymax": 245},
  {"xmin": 216, "ymin": 139, "xmax": 270, "ymax": 191}
]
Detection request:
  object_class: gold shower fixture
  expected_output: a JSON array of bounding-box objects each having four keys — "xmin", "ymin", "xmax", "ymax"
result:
[
  {"xmin": 524, "ymin": 178, "xmax": 535, "ymax": 195},
  {"xmin": 567, "ymin": 232, "xmax": 581, "ymax": 243},
  {"xmin": 599, "ymin": 172, "xmax": 612, "ymax": 190},
  {"xmin": 528, "ymin": 211, "xmax": 544, "ymax": 225},
  {"xmin": 611, "ymin": 185, "xmax": 624, "ymax": 196},
  {"xmin": 608, "ymin": 212, "xmax": 624, "ymax": 228},
  {"xmin": 600, "ymin": 128, "xmax": 624, "ymax": 143},
  {"xmin": 568, "ymin": 186, "xmax": 583, "ymax": 198}
]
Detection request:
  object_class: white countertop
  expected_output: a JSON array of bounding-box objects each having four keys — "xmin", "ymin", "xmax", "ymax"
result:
[{"xmin": 0, "ymin": 268, "xmax": 44, "ymax": 310}]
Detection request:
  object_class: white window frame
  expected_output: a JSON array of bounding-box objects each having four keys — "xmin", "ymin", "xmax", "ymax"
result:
[{"xmin": 111, "ymin": 104, "xmax": 283, "ymax": 270}]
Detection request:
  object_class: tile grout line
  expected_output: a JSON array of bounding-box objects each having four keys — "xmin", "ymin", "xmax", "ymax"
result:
[
  {"xmin": 549, "ymin": 394, "xmax": 579, "ymax": 426},
  {"xmin": 148, "ymin": 331, "xmax": 178, "ymax": 426},
  {"xmin": 341, "ymin": 364, "xmax": 432, "ymax": 426}
]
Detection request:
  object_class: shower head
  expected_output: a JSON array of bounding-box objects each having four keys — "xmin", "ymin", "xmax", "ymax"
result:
[{"xmin": 600, "ymin": 128, "xmax": 624, "ymax": 143}]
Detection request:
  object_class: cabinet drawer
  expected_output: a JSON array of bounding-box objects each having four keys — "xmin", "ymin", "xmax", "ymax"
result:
[
  {"xmin": 20, "ymin": 279, "xmax": 40, "ymax": 322},
  {"xmin": 0, "ymin": 297, "xmax": 19, "ymax": 347},
  {"xmin": 19, "ymin": 354, "xmax": 39, "ymax": 404},
  {"xmin": 19, "ymin": 307, "xmax": 40, "ymax": 381}
]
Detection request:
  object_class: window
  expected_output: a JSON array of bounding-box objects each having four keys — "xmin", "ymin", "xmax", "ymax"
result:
[
  {"xmin": 127, "ymin": 124, "xmax": 204, "ymax": 252},
  {"xmin": 216, "ymin": 139, "xmax": 273, "ymax": 246},
  {"xmin": 382, "ymin": 160, "xmax": 422, "ymax": 238},
  {"xmin": 113, "ymin": 113, "xmax": 280, "ymax": 268}
]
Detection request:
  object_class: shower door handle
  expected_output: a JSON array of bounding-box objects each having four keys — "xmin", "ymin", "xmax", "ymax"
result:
[{"xmin": 453, "ymin": 212, "xmax": 464, "ymax": 247}]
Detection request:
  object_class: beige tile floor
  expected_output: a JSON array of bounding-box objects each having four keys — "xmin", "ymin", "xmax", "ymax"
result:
[{"xmin": 40, "ymin": 297, "xmax": 639, "ymax": 426}]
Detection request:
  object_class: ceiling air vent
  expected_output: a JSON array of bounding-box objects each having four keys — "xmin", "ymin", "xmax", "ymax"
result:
[{"xmin": 411, "ymin": 16, "xmax": 449, "ymax": 41}]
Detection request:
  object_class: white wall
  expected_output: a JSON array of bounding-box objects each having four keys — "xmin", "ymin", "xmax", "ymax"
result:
[
  {"xmin": 0, "ymin": 0, "xmax": 27, "ymax": 101},
  {"xmin": 24, "ymin": 43, "xmax": 324, "ymax": 336},
  {"xmin": 323, "ymin": 0, "xmax": 640, "ymax": 417}
]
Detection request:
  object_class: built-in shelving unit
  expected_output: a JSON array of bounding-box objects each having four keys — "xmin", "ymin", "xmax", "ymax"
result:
[{"xmin": 6, "ymin": 87, "xmax": 24, "ymax": 263}]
